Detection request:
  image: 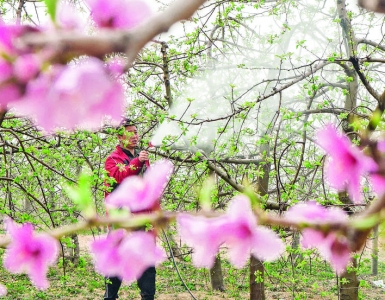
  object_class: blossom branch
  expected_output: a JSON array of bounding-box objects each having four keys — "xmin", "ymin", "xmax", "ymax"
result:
[{"xmin": 19, "ymin": 0, "xmax": 208, "ymax": 64}]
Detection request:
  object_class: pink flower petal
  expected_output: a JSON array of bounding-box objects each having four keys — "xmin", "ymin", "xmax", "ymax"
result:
[
  {"xmin": 224, "ymin": 196, "xmax": 284, "ymax": 267},
  {"xmin": 177, "ymin": 213, "xmax": 224, "ymax": 268},
  {"xmin": 13, "ymin": 54, "xmax": 41, "ymax": 83},
  {"xmin": 285, "ymin": 201, "xmax": 347, "ymax": 224},
  {"xmin": 327, "ymin": 235, "xmax": 351, "ymax": 275},
  {"xmin": 119, "ymin": 232, "xmax": 166, "ymax": 282},
  {"xmin": 250, "ymin": 227, "xmax": 285, "ymax": 261},
  {"xmin": 91, "ymin": 229, "xmax": 128, "ymax": 277},
  {"xmin": 301, "ymin": 229, "xmax": 327, "ymax": 248},
  {"xmin": 106, "ymin": 160, "xmax": 173, "ymax": 212},
  {"xmin": 370, "ymin": 174, "xmax": 385, "ymax": 197},
  {"xmin": 86, "ymin": 0, "xmax": 151, "ymax": 29},
  {"xmin": 15, "ymin": 58, "xmax": 125, "ymax": 132},
  {"xmin": 91, "ymin": 230, "xmax": 165, "ymax": 282},
  {"xmin": 316, "ymin": 125, "xmax": 378, "ymax": 203},
  {"xmin": 3, "ymin": 218, "xmax": 58, "ymax": 290}
]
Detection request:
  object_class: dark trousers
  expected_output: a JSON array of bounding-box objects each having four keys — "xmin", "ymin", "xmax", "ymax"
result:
[{"xmin": 104, "ymin": 266, "xmax": 156, "ymax": 300}]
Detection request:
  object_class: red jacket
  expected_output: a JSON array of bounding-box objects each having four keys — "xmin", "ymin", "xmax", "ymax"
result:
[
  {"xmin": 105, "ymin": 145, "xmax": 147, "ymax": 190},
  {"xmin": 104, "ymin": 146, "xmax": 159, "ymax": 213}
]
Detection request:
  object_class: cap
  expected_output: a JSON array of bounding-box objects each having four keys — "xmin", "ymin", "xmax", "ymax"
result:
[{"xmin": 118, "ymin": 117, "xmax": 135, "ymax": 127}]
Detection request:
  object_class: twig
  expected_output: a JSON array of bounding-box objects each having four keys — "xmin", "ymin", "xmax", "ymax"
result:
[{"xmin": 162, "ymin": 230, "xmax": 197, "ymax": 300}]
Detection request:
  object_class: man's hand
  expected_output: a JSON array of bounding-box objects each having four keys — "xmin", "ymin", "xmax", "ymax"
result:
[{"xmin": 138, "ymin": 150, "xmax": 149, "ymax": 162}]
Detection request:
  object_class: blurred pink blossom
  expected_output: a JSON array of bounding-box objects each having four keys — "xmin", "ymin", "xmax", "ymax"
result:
[
  {"xmin": 0, "ymin": 60, "xmax": 13, "ymax": 82},
  {"xmin": 90, "ymin": 229, "xmax": 127, "ymax": 277},
  {"xmin": 13, "ymin": 54, "xmax": 41, "ymax": 83},
  {"xmin": 14, "ymin": 57, "xmax": 125, "ymax": 132},
  {"xmin": 0, "ymin": 83, "xmax": 22, "ymax": 109},
  {"xmin": 222, "ymin": 196, "xmax": 285, "ymax": 267},
  {"xmin": 91, "ymin": 230, "xmax": 166, "ymax": 282},
  {"xmin": 177, "ymin": 196, "xmax": 284, "ymax": 268},
  {"xmin": 56, "ymin": 1, "xmax": 86, "ymax": 30},
  {"xmin": 285, "ymin": 202, "xmax": 350, "ymax": 275},
  {"xmin": 86, "ymin": 0, "xmax": 151, "ymax": 29},
  {"xmin": 0, "ymin": 21, "xmax": 38, "ymax": 55},
  {"xmin": 106, "ymin": 160, "xmax": 174, "ymax": 212},
  {"xmin": 0, "ymin": 22, "xmax": 41, "ymax": 108},
  {"xmin": 177, "ymin": 214, "xmax": 225, "ymax": 268},
  {"xmin": 302, "ymin": 229, "xmax": 351, "ymax": 275},
  {"xmin": 316, "ymin": 125, "xmax": 377, "ymax": 203},
  {"xmin": 285, "ymin": 201, "xmax": 348, "ymax": 224},
  {"xmin": 370, "ymin": 174, "xmax": 385, "ymax": 197},
  {"xmin": 107, "ymin": 57, "xmax": 125, "ymax": 78},
  {"xmin": 3, "ymin": 218, "xmax": 59, "ymax": 289}
]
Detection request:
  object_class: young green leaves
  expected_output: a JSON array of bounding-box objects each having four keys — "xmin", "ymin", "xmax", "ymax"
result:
[{"xmin": 64, "ymin": 172, "xmax": 96, "ymax": 219}]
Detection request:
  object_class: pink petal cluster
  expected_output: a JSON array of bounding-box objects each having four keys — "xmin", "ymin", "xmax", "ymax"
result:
[
  {"xmin": 56, "ymin": 1, "xmax": 86, "ymax": 31},
  {"xmin": 91, "ymin": 230, "xmax": 166, "ymax": 282},
  {"xmin": 106, "ymin": 160, "xmax": 174, "ymax": 213},
  {"xmin": 285, "ymin": 202, "xmax": 350, "ymax": 275},
  {"xmin": 14, "ymin": 57, "xmax": 125, "ymax": 132},
  {"xmin": 86, "ymin": 0, "xmax": 151, "ymax": 29},
  {"xmin": 3, "ymin": 218, "xmax": 59, "ymax": 289},
  {"xmin": 177, "ymin": 196, "xmax": 284, "ymax": 269},
  {"xmin": 0, "ymin": 21, "xmax": 41, "ymax": 109},
  {"xmin": 370, "ymin": 174, "xmax": 385, "ymax": 197},
  {"xmin": 316, "ymin": 125, "xmax": 378, "ymax": 203}
]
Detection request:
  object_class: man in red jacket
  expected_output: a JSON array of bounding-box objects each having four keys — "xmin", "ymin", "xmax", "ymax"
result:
[{"xmin": 103, "ymin": 118, "xmax": 155, "ymax": 300}]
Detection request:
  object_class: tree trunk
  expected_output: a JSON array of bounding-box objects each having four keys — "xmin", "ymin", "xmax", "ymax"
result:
[
  {"xmin": 210, "ymin": 255, "xmax": 225, "ymax": 291},
  {"xmin": 250, "ymin": 256, "xmax": 265, "ymax": 300},
  {"xmin": 372, "ymin": 225, "xmax": 379, "ymax": 276},
  {"xmin": 336, "ymin": 1, "xmax": 359, "ymax": 298},
  {"xmin": 290, "ymin": 231, "xmax": 302, "ymax": 264},
  {"xmin": 340, "ymin": 259, "xmax": 359, "ymax": 300},
  {"xmin": 71, "ymin": 234, "xmax": 80, "ymax": 267},
  {"xmin": 250, "ymin": 143, "xmax": 270, "ymax": 300}
]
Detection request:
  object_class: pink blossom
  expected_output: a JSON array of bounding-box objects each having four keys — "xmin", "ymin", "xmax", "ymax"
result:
[
  {"xmin": 3, "ymin": 218, "xmax": 59, "ymax": 289},
  {"xmin": 13, "ymin": 58, "xmax": 125, "ymax": 132},
  {"xmin": 56, "ymin": 2, "xmax": 86, "ymax": 30},
  {"xmin": 13, "ymin": 54, "xmax": 41, "ymax": 83},
  {"xmin": 91, "ymin": 229, "xmax": 127, "ymax": 277},
  {"xmin": 285, "ymin": 201, "xmax": 348, "ymax": 224},
  {"xmin": 0, "ymin": 21, "xmax": 38, "ymax": 55},
  {"xmin": 177, "ymin": 196, "xmax": 284, "ymax": 268},
  {"xmin": 0, "ymin": 60, "xmax": 12, "ymax": 82},
  {"xmin": 316, "ymin": 125, "xmax": 377, "ymax": 203},
  {"xmin": 86, "ymin": 0, "xmax": 151, "ymax": 29},
  {"xmin": 285, "ymin": 202, "xmax": 350, "ymax": 275},
  {"xmin": 370, "ymin": 174, "xmax": 385, "ymax": 197},
  {"xmin": 302, "ymin": 229, "xmax": 351, "ymax": 275},
  {"xmin": 0, "ymin": 22, "xmax": 20, "ymax": 54},
  {"xmin": 107, "ymin": 57, "xmax": 125, "ymax": 78},
  {"xmin": 222, "ymin": 196, "xmax": 284, "ymax": 267},
  {"xmin": 0, "ymin": 83, "xmax": 22, "ymax": 109},
  {"xmin": 177, "ymin": 214, "xmax": 225, "ymax": 268},
  {"xmin": 91, "ymin": 230, "xmax": 166, "ymax": 282},
  {"xmin": 106, "ymin": 160, "xmax": 174, "ymax": 212}
]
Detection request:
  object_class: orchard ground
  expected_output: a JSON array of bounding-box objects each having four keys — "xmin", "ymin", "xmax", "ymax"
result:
[{"xmin": 1, "ymin": 232, "xmax": 385, "ymax": 300}]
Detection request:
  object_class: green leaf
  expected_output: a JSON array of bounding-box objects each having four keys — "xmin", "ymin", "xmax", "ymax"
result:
[
  {"xmin": 64, "ymin": 172, "xmax": 95, "ymax": 219},
  {"xmin": 199, "ymin": 176, "xmax": 215, "ymax": 212},
  {"xmin": 351, "ymin": 215, "xmax": 379, "ymax": 230},
  {"xmin": 242, "ymin": 185, "xmax": 259, "ymax": 209},
  {"xmin": 43, "ymin": 0, "xmax": 58, "ymax": 23}
]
